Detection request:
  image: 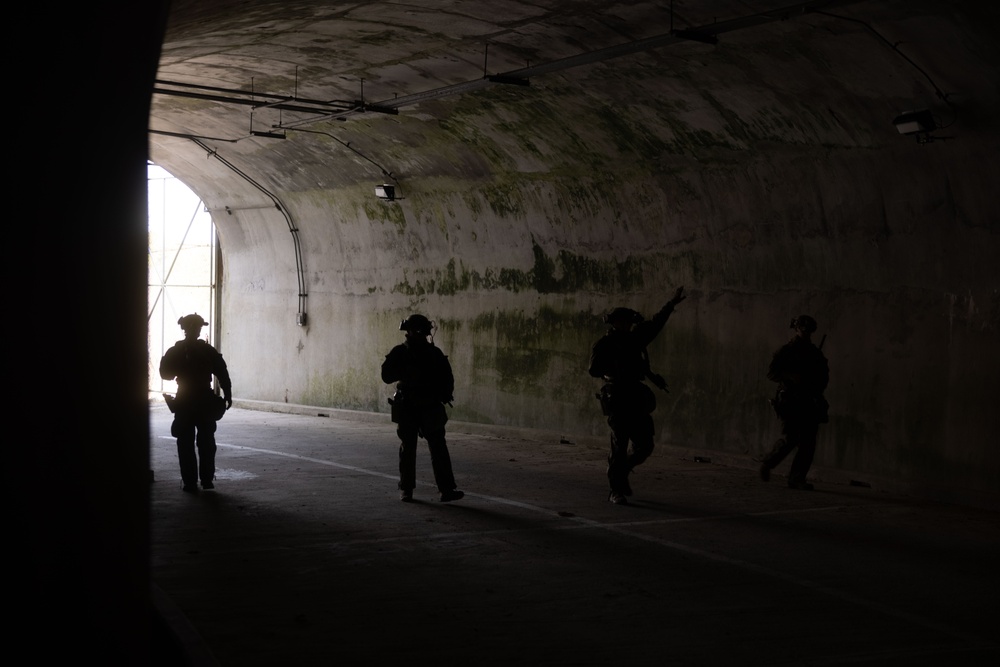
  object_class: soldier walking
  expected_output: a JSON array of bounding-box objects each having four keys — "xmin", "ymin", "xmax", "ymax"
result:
[
  {"xmin": 759, "ymin": 314, "xmax": 829, "ymax": 490},
  {"xmin": 159, "ymin": 313, "xmax": 233, "ymax": 493}
]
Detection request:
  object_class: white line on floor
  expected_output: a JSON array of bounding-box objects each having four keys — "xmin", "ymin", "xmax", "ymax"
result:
[{"xmin": 160, "ymin": 437, "xmax": 996, "ymax": 650}]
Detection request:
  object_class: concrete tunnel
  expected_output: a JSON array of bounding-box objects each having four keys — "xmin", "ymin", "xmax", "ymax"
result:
[
  {"xmin": 149, "ymin": 0, "xmax": 999, "ymax": 504},
  {"xmin": 17, "ymin": 0, "xmax": 998, "ymax": 662}
]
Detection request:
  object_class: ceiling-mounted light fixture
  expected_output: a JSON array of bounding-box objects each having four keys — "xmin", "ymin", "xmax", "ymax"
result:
[
  {"xmin": 893, "ymin": 109, "xmax": 938, "ymax": 143},
  {"xmin": 375, "ymin": 184, "xmax": 395, "ymax": 201}
]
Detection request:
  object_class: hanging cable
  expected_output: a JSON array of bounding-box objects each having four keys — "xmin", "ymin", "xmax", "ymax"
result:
[
  {"xmin": 815, "ymin": 10, "xmax": 956, "ymax": 127},
  {"xmin": 286, "ymin": 127, "xmax": 399, "ymax": 185}
]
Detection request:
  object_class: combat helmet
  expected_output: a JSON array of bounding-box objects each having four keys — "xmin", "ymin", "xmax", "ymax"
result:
[
  {"xmin": 604, "ymin": 307, "xmax": 644, "ymax": 325},
  {"xmin": 178, "ymin": 313, "xmax": 208, "ymax": 330},
  {"xmin": 790, "ymin": 315, "xmax": 817, "ymax": 333},
  {"xmin": 399, "ymin": 314, "xmax": 433, "ymax": 335}
]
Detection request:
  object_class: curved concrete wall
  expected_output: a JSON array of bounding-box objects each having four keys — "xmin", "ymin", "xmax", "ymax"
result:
[{"xmin": 151, "ymin": 0, "xmax": 999, "ymax": 506}]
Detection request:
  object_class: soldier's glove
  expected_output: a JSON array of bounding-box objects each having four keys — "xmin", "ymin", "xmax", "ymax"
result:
[{"xmin": 649, "ymin": 374, "xmax": 669, "ymax": 392}]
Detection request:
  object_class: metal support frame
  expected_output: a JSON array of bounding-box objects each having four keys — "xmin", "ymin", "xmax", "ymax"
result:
[{"xmin": 147, "ymin": 169, "xmax": 218, "ymax": 392}]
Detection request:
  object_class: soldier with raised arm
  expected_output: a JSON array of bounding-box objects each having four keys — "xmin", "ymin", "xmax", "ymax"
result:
[{"xmin": 589, "ymin": 287, "xmax": 686, "ymax": 505}]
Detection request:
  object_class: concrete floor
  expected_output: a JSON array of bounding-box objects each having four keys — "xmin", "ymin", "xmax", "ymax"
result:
[{"xmin": 150, "ymin": 405, "xmax": 999, "ymax": 666}]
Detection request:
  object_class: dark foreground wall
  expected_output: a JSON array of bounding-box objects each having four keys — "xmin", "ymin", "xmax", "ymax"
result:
[{"xmin": 16, "ymin": 2, "xmax": 169, "ymax": 662}]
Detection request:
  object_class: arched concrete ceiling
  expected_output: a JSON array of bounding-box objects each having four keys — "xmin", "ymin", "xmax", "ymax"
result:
[{"xmin": 151, "ymin": 0, "xmax": 994, "ymax": 194}]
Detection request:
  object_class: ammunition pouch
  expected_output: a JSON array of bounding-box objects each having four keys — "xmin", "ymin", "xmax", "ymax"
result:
[
  {"xmin": 770, "ymin": 389, "xmax": 795, "ymax": 419},
  {"xmin": 597, "ymin": 385, "xmax": 613, "ymax": 416},
  {"xmin": 211, "ymin": 395, "xmax": 228, "ymax": 421},
  {"xmin": 419, "ymin": 402, "xmax": 449, "ymax": 432},
  {"xmin": 165, "ymin": 392, "xmax": 227, "ymax": 421},
  {"xmin": 389, "ymin": 390, "xmax": 448, "ymax": 430},
  {"xmin": 598, "ymin": 382, "xmax": 655, "ymax": 416},
  {"xmin": 388, "ymin": 391, "xmax": 404, "ymax": 423}
]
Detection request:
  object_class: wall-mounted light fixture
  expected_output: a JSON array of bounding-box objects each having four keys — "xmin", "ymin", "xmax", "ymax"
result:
[
  {"xmin": 375, "ymin": 184, "xmax": 395, "ymax": 201},
  {"xmin": 893, "ymin": 109, "xmax": 938, "ymax": 143}
]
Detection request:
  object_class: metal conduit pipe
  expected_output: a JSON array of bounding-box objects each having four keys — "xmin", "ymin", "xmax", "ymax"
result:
[{"xmin": 192, "ymin": 138, "xmax": 308, "ymax": 326}]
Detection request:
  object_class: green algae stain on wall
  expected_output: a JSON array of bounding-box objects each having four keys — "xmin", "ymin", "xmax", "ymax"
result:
[
  {"xmin": 481, "ymin": 181, "xmax": 526, "ymax": 218},
  {"xmin": 362, "ymin": 198, "xmax": 407, "ymax": 233},
  {"xmin": 436, "ymin": 258, "xmax": 470, "ymax": 296},
  {"xmin": 700, "ymin": 91, "xmax": 753, "ymax": 143},
  {"xmin": 649, "ymin": 105, "xmax": 745, "ymax": 157},
  {"xmin": 468, "ymin": 306, "xmax": 598, "ymax": 396},
  {"xmin": 595, "ymin": 106, "xmax": 670, "ymax": 161},
  {"xmin": 443, "ymin": 87, "xmax": 619, "ymax": 174},
  {"xmin": 461, "ymin": 190, "xmax": 484, "ymax": 222},
  {"xmin": 391, "ymin": 274, "xmax": 427, "ymax": 297},
  {"xmin": 550, "ymin": 247, "xmax": 645, "ymax": 293},
  {"xmin": 304, "ymin": 367, "xmax": 381, "ymax": 412},
  {"xmin": 550, "ymin": 176, "xmax": 624, "ymax": 222},
  {"xmin": 493, "ymin": 347, "xmax": 554, "ymax": 395},
  {"xmin": 392, "ymin": 259, "xmax": 475, "ymax": 296},
  {"xmin": 525, "ymin": 240, "xmax": 646, "ymax": 294},
  {"xmin": 389, "ymin": 241, "xmax": 647, "ymax": 296},
  {"xmin": 438, "ymin": 118, "xmax": 516, "ymax": 171},
  {"xmin": 471, "ymin": 305, "xmax": 598, "ymax": 339}
]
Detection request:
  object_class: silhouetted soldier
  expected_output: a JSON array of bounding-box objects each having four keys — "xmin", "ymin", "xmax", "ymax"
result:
[
  {"xmin": 159, "ymin": 313, "xmax": 233, "ymax": 493},
  {"xmin": 589, "ymin": 287, "xmax": 686, "ymax": 504},
  {"xmin": 382, "ymin": 314, "xmax": 464, "ymax": 503},
  {"xmin": 759, "ymin": 314, "xmax": 829, "ymax": 490}
]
